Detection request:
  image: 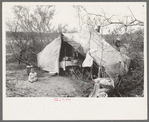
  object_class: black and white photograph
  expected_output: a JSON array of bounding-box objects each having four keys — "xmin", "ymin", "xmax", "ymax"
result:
[{"xmin": 3, "ymin": 2, "xmax": 147, "ymax": 120}]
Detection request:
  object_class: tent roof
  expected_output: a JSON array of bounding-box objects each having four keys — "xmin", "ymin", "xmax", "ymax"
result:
[
  {"xmin": 61, "ymin": 33, "xmax": 87, "ymax": 56},
  {"xmin": 62, "ymin": 31, "xmax": 130, "ymax": 66},
  {"xmin": 37, "ymin": 31, "xmax": 131, "ymax": 77}
]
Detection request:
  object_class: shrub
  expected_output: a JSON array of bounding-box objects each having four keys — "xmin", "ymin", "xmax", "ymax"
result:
[{"xmin": 104, "ymin": 29, "xmax": 144, "ymax": 97}]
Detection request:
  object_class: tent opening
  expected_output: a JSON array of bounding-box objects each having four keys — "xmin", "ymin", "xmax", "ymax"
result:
[{"xmin": 58, "ymin": 38, "xmax": 101, "ymax": 79}]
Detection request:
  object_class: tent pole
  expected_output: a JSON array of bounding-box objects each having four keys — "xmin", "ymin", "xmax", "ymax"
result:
[
  {"xmin": 90, "ymin": 65, "xmax": 93, "ymax": 79},
  {"xmin": 64, "ymin": 47, "xmax": 66, "ymax": 76},
  {"xmin": 98, "ymin": 67, "xmax": 101, "ymax": 78}
]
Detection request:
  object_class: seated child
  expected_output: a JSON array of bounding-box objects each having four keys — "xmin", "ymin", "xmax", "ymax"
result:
[{"xmin": 28, "ymin": 68, "xmax": 38, "ymax": 83}]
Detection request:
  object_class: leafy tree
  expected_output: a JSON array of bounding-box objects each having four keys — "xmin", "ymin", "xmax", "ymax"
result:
[{"xmin": 6, "ymin": 5, "xmax": 56, "ymax": 66}]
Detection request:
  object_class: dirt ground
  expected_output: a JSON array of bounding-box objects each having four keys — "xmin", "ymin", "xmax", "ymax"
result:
[{"xmin": 6, "ymin": 61, "xmax": 93, "ymax": 97}]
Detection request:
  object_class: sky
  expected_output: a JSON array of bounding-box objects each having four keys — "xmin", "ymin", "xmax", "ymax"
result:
[{"xmin": 3, "ymin": 2, "xmax": 146, "ymax": 34}]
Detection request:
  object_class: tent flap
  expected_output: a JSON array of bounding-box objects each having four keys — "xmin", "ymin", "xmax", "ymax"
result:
[
  {"xmin": 37, "ymin": 37, "xmax": 61, "ymax": 73},
  {"xmin": 82, "ymin": 51, "xmax": 93, "ymax": 67}
]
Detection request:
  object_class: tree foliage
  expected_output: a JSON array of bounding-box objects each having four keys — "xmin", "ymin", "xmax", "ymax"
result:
[{"xmin": 6, "ymin": 5, "xmax": 56, "ymax": 66}]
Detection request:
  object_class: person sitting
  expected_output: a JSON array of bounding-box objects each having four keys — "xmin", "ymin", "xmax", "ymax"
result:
[{"xmin": 28, "ymin": 68, "xmax": 38, "ymax": 83}]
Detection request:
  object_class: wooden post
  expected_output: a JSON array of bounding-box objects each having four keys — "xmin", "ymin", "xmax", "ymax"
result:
[
  {"xmin": 64, "ymin": 47, "xmax": 66, "ymax": 76},
  {"xmin": 90, "ymin": 65, "xmax": 93, "ymax": 79}
]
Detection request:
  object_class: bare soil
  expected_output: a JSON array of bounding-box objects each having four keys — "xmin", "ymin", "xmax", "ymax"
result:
[{"xmin": 6, "ymin": 62, "xmax": 93, "ymax": 97}]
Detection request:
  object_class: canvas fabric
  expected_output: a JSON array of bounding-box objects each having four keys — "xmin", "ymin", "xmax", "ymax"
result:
[
  {"xmin": 82, "ymin": 51, "xmax": 93, "ymax": 67},
  {"xmin": 62, "ymin": 31, "xmax": 131, "ymax": 77},
  {"xmin": 37, "ymin": 31, "xmax": 131, "ymax": 77},
  {"xmin": 37, "ymin": 37, "xmax": 61, "ymax": 73}
]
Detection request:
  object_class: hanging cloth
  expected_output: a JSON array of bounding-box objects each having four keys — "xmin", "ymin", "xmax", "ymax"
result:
[{"xmin": 82, "ymin": 51, "xmax": 93, "ymax": 67}]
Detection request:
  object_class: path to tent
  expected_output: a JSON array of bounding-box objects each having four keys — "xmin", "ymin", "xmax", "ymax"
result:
[{"xmin": 6, "ymin": 62, "xmax": 93, "ymax": 97}]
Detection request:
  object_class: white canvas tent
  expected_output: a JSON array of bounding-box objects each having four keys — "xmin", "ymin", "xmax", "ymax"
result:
[
  {"xmin": 37, "ymin": 37, "xmax": 61, "ymax": 73},
  {"xmin": 37, "ymin": 31, "xmax": 131, "ymax": 77}
]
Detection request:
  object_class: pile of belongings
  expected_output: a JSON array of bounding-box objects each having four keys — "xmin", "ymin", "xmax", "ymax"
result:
[{"xmin": 89, "ymin": 78, "xmax": 115, "ymax": 97}]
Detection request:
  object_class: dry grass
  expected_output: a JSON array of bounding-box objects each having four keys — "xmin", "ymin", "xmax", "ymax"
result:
[{"xmin": 116, "ymin": 66, "xmax": 144, "ymax": 97}]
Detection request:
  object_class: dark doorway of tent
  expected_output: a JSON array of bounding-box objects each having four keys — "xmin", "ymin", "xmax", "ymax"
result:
[{"xmin": 58, "ymin": 38, "xmax": 100, "ymax": 82}]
